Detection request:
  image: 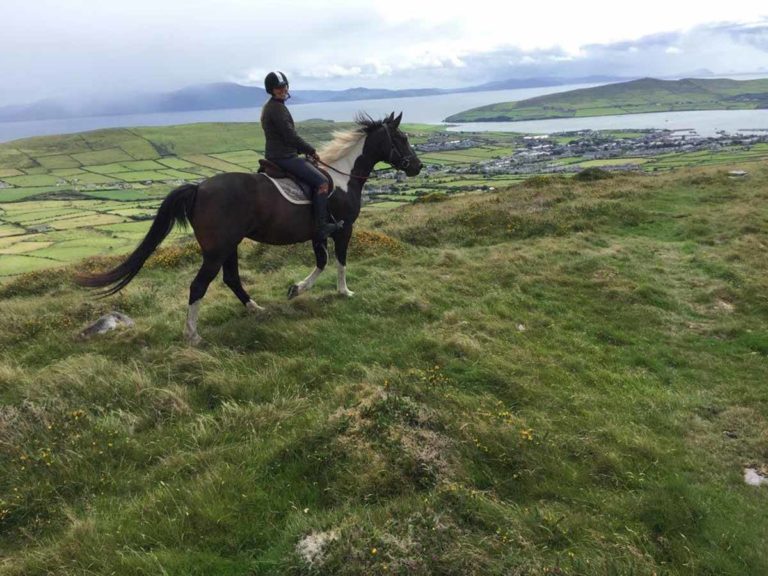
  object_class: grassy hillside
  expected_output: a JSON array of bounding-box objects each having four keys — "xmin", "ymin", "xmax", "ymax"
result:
[
  {"xmin": 1, "ymin": 164, "xmax": 767, "ymax": 574},
  {"xmin": 446, "ymin": 77, "xmax": 768, "ymax": 122}
]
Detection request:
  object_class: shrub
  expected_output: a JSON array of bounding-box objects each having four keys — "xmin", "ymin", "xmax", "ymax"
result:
[
  {"xmin": 414, "ymin": 192, "xmax": 448, "ymax": 204},
  {"xmin": 574, "ymin": 167, "xmax": 613, "ymax": 182}
]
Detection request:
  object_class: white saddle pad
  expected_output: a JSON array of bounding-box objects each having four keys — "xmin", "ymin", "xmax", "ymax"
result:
[{"xmin": 262, "ymin": 174, "xmax": 311, "ymax": 205}]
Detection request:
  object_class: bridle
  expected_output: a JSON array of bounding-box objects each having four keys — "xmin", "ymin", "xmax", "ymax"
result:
[
  {"xmin": 315, "ymin": 123, "xmax": 415, "ymax": 180},
  {"xmin": 382, "ymin": 123, "xmax": 414, "ymax": 172}
]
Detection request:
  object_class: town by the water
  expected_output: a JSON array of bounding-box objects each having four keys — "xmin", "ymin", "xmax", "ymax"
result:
[{"xmin": 415, "ymin": 128, "xmax": 768, "ymax": 176}]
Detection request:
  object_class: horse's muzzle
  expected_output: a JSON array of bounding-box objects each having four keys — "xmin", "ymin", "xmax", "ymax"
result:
[{"xmin": 404, "ymin": 159, "xmax": 422, "ymax": 176}]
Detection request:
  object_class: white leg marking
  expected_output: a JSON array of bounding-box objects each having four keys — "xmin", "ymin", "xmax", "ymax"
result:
[
  {"xmin": 337, "ymin": 261, "xmax": 354, "ymax": 297},
  {"xmin": 184, "ymin": 300, "xmax": 202, "ymax": 345},
  {"xmin": 246, "ymin": 300, "xmax": 265, "ymax": 313},
  {"xmin": 297, "ymin": 266, "xmax": 324, "ymax": 294}
]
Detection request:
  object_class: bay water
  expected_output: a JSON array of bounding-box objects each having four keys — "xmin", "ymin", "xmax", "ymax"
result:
[{"xmin": 2, "ymin": 82, "xmax": 768, "ymax": 143}]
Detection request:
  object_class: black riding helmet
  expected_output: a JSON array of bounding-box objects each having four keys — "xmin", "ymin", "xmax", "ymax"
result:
[{"xmin": 264, "ymin": 71, "xmax": 289, "ymax": 94}]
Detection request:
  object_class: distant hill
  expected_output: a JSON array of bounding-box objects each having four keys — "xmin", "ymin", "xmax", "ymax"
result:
[
  {"xmin": 0, "ymin": 76, "xmax": 628, "ymax": 122},
  {"xmin": 445, "ymin": 77, "xmax": 768, "ymax": 122}
]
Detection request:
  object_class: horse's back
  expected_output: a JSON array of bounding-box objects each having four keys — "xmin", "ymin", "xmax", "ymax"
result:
[
  {"xmin": 193, "ymin": 171, "xmax": 314, "ymax": 247},
  {"xmin": 200, "ymin": 172, "xmax": 261, "ymax": 194}
]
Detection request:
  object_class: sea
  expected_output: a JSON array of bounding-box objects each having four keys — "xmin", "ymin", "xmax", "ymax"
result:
[{"xmin": 2, "ymin": 82, "xmax": 768, "ymax": 143}]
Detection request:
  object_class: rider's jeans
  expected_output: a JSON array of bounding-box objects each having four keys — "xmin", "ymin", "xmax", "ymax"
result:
[{"xmin": 270, "ymin": 156, "xmax": 327, "ymax": 195}]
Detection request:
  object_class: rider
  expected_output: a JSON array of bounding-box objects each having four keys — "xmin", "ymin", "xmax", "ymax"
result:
[{"xmin": 261, "ymin": 71, "xmax": 343, "ymax": 240}]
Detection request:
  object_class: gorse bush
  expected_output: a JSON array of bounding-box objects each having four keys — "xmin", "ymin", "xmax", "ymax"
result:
[
  {"xmin": 414, "ymin": 191, "xmax": 448, "ymax": 203},
  {"xmin": 574, "ymin": 166, "xmax": 613, "ymax": 181},
  {"xmin": 350, "ymin": 230, "xmax": 406, "ymax": 257},
  {"xmin": 146, "ymin": 241, "xmax": 200, "ymax": 269}
]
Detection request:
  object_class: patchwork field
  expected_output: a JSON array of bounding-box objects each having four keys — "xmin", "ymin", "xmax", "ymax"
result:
[{"xmin": 2, "ymin": 122, "xmax": 768, "ymax": 279}]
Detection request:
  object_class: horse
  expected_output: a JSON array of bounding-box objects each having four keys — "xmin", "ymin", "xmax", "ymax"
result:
[{"xmin": 76, "ymin": 112, "xmax": 422, "ymax": 345}]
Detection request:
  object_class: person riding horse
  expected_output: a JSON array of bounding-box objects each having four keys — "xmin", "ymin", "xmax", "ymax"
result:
[{"xmin": 261, "ymin": 71, "xmax": 343, "ymax": 240}]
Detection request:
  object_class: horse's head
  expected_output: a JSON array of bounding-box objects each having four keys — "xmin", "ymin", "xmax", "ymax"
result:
[{"xmin": 360, "ymin": 112, "xmax": 422, "ymax": 177}]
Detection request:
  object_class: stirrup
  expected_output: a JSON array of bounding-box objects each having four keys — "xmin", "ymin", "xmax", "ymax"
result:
[{"xmin": 316, "ymin": 219, "xmax": 344, "ymax": 240}]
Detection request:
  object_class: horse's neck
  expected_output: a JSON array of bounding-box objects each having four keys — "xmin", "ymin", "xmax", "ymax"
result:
[{"xmin": 327, "ymin": 137, "xmax": 368, "ymax": 192}]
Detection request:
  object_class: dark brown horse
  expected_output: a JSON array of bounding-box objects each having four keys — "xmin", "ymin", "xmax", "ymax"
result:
[{"xmin": 77, "ymin": 112, "xmax": 422, "ymax": 344}]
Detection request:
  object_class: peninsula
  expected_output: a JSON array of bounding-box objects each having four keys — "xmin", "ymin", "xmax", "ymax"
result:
[{"xmin": 445, "ymin": 77, "xmax": 768, "ymax": 122}]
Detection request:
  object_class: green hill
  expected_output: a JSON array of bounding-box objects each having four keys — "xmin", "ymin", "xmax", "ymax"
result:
[
  {"xmin": 446, "ymin": 77, "xmax": 768, "ymax": 122},
  {"xmin": 1, "ymin": 164, "xmax": 767, "ymax": 574}
]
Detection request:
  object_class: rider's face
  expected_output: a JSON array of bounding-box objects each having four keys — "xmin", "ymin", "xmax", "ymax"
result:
[{"xmin": 272, "ymin": 85, "xmax": 289, "ymax": 99}]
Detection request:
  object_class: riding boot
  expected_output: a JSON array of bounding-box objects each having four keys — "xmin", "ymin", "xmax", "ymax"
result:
[{"xmin": 313, "ymin": 192, "xmax": 344, "ymax": 240}]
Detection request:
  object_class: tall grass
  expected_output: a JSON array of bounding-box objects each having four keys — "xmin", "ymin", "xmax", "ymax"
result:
[{"xmin": 1, "ymin": 165, "xmax": 767, "ymax": 574}]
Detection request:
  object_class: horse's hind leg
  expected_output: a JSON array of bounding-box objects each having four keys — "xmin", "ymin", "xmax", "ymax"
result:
[
  {"xmin": 184, "ymin": 255, "xmax": 223, "ymax": 345},
  {"xmin": 222, "ymin": 249, "xmax": 263, "ymax": 312},
  {"xmin": 288, "ymin": 239, "xmax": 329, "ymax": 299}
]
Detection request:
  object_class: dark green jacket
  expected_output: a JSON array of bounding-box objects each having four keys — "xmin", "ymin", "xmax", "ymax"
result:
[{"xmin": 261, "ymin": 98, "xmax": 316, "ymax": 160}]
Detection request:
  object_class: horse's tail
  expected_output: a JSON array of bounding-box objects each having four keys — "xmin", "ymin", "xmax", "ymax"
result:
[{"xmin": 76, "ymin": 183, "xmax": 198, "ymax": 296}]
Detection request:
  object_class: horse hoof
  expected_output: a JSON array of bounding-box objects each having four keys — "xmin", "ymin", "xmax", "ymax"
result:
[
  {"xmin": 339, "ymin": 289, "xmax": 355, "ymax": 298},
  {"xmin": 185, "ymin": 333, "xmax": 203, "ymax": 347},
  {"xmin": 287, "ymin": 284, "xmax": 300, "ymax": 300},
  {"xmin": 246, "ymin": 300, "xmax": 265, "ymax": 313}
]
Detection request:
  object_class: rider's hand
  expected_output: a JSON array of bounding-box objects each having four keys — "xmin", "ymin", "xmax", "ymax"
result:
[{"xmin": 310, "ymin": 152, "xmax": 320, "ymax": 164}]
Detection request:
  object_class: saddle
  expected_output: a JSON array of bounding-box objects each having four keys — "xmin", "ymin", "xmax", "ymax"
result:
[{"xmin": 257, "ymin": 159, "xmax": 334, "ymax": 199}]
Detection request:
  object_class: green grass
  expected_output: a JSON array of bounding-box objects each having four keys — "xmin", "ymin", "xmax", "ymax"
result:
[
  {"xmin": 364, "ymin": 200, "xmax": 409, "ymax": 210},
  {"xmin": 50, "ymin": 168, "xmax": 86, "ymax": 177},
  {"xmin": 71, "ymin": 148, "xmax": 135, "ymax": 166},
  {"xmin": 72, "ymin": 172, "xmax": 123, "ymax": 185},
  {"xmin": 578, "ymin": 158, "xmax": 650, "ymax": 167},
  {"xmin": 181, "ymin": 154, "xmax": 249, "ymax": 173},
  {"xmin": 116, "ymin": 170, "xmax": 180, "ymax": 183},
  {"xmin": 1, "ymin": 164, "xmax": 767, "ymax": 574},
  {"xmin": 157, "ymin": 157, "xmax": 199, "ymax": 170},
  {"xmin": 0, "ymin": 187, "xmax": 64, "ymax": 202},
  {"xmin": 79, "ymin": 189, "xmax": 165, "ymax": 201},
  {"xmin": 0, "ymin": 224, "xmax": 26, "ymax": 237},
  {"xmin": 155, "ymin": 169, "xmax": 199, "ymax": 180},
  {"xmin": 82, "ymin": 163, "xmax": 134, "ymax": 175},
  {"xmin": 33, "ymin": 155, "xmax": 80, "ymax": 170},
  {"xmin": 1, "ymin": 174, "xmax": 62, "ymax": 187}
]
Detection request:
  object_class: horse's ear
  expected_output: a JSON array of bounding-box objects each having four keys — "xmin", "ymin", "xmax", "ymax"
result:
[
  {"xmin": 393, "ymin": 112, "xmax": 403, "ymax": 128},
  {"xmin": 386, "ymin": 112, "xmax": 395, "ymax": 123}
]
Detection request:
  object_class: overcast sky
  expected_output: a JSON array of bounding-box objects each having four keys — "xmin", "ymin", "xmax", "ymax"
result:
[{"xmin": 3, "ymin": 0, "xmax": 768, "ymax": 106}]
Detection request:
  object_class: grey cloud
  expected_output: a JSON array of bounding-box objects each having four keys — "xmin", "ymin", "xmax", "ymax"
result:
[
  {"xmin": 721, "ymin": 22, "xmax": 768, "ymax": 50},
  {"xmin": 2, "ymin": 7, "xmax": 768, "ymax": 107},
  {"xmin": 362, "ymin": 21, "xmax": 768, "ymax": 85}
]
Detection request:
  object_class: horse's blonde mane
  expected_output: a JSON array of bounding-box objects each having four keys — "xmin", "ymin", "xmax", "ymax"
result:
[{"xmin": 318, "ymin": 128, "xmax": 366, "ymax": 164}]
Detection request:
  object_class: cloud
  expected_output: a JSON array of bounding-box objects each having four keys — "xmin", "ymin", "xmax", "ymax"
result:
[
  {"xmin": 1, "ymin": 2, "xmax": 768, "ymax": 106},
  {"xmin": 344, "ymin": 20, "xmax": 768, "ymax": 86},
  {"xmin": 721, "ymin": 21, "xmax": 768, "ymax": 50}
]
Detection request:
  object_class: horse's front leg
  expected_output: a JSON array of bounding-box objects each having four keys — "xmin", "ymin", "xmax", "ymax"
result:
[
  {"xmin": 334, "ymin": 225, "xmax": 355, "ymax": 297},
  {"xmin": 288, "ymin": 238, "xmax": 328, "ymax": 299}
]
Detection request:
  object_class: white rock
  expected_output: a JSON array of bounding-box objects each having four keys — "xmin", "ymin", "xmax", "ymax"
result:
[
  {"xmin": 744, "ymin": 468, "xmax": 766, "ymax": 487},
  {"xmin": 296, "ymin": 530, "xmax": 338, "ymax": 568},
  {"xmin": 79, "ymin": 312, "xmax": 135, "ymax": 339}
]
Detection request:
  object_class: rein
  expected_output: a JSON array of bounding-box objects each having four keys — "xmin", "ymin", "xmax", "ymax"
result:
[{"xmin": 315, "ymin": 159, "xmax": 370, "ymax": 181}]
